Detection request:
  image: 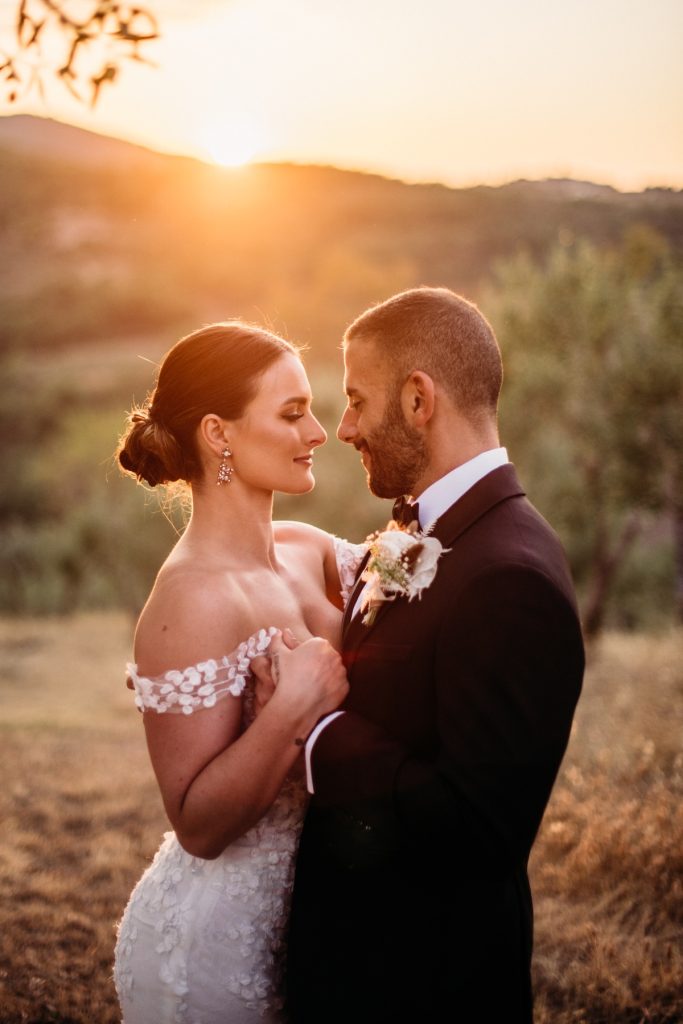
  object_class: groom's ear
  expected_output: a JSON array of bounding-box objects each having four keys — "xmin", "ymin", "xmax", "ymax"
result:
[{"xmin": 401, "ymin": 370, "xmax": 435, "ymax": 427}]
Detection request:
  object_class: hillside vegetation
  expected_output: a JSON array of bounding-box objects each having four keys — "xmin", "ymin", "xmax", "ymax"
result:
[
  {"xmin": 2, "ymin": 116, "xmax": 683, "ymax": 358},
  {"xmin": 0, "ymin": 115, "xmax": 681, "ymax": 631}
]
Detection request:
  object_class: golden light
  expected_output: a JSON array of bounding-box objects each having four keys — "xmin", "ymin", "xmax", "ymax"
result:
[{"xmin": 198, "ymin": 113, "xmax": 265, "ymax": 169}]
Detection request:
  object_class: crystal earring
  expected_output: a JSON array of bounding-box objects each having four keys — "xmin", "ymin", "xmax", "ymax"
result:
[{"xmin": 217, "ymin": 446, "xmax": 233, "ymax": 485}]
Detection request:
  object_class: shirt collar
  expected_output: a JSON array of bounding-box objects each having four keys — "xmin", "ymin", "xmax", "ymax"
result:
[{"xmin": 415, "ymin": 447, "xmax": 509, "ymax": 530}]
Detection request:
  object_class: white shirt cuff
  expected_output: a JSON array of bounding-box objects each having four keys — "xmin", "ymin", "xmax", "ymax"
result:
[{"xmin": 305, "ymin": 711, "xmax": 345, "ymax": 794}]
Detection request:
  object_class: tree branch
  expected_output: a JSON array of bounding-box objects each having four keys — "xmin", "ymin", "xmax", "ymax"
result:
[{"xmin": 3, "ymin": 1, "xmax": 159, "ymax": 106}]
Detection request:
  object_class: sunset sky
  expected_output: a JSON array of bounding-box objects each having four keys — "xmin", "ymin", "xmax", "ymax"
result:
[{"xmin": 1, "ymin": 0, "xmax": 681, "ymax": 190}]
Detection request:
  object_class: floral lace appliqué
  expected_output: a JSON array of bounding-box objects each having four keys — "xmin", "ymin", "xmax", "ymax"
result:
[
  {"xmin": 333, "ymin": 535, "xmax": 367, "ymax": 606},
  {"xmin": 127, "ymin": 626, "xmax": 279, "ymax": 715}
]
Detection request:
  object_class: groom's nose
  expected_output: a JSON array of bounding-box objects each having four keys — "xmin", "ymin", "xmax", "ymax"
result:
[{"xmin": 336, "ymin": 406, "xmax": 358, "ymax": 444}]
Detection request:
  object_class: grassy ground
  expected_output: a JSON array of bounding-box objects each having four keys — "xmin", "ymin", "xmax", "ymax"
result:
[{"xmin": 0, "ymin": 615, "xmax": 681, "ymax": 1023}]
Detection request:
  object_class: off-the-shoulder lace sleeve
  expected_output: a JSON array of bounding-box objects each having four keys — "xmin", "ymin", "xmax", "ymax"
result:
[
  {"xmin": 127, "ymin": 626, "xmax": 279, "ymax": 715},
  {"xmin": 333, "ymin": 536, "xmax": 367, "ymax": 607}
]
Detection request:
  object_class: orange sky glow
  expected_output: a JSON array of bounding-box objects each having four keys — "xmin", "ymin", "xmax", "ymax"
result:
[{"xmin": 1, "ymin": 0, "xmax": 681, "ymax": 190}]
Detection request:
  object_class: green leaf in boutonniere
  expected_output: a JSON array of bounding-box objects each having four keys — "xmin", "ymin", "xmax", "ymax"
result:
[{"xmin": 359, "ymin": 522, "xmax": 448, "ymax": 626}]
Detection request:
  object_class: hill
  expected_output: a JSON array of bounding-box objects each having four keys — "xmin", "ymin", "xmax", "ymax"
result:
[
  {"xmin": 0, "ymin": 113, "xmax": 168, "ymax": 167},
  {"xmin": 0, "ymin": 114, "xmax": 680, "ymax": 631},
  {"xmin": 1, "ymin": 114, "xmax": 682, "ymax": 359}
]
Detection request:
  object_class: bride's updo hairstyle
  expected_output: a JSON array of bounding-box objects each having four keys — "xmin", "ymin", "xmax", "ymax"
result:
[{"xmin": 118, "ymin": 322, "xmax": 297, "ymax": 487}]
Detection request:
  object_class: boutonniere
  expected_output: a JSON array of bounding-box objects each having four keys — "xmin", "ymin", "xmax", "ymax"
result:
[{"xmin": 359, "ymin": 520, "xmax": 449, "ymax": 626}]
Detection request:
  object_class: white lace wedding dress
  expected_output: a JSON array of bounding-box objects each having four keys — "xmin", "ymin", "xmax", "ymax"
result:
[{"xmin": 114, "ymin": 538, "xmax": 365, "ymax": 1024}]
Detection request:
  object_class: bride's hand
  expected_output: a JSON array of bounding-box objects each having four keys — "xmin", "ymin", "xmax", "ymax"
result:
[
  {"xmin": 251, "ymin": 629, "xmax": 299, "ymax": 716},
  {"xmin": 267, "ymin": 633, "xmax": 349, "ymax": 732}
]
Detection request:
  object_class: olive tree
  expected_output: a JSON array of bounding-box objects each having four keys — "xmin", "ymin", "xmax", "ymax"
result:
[{"xmin": 485, "ymin": 228, "xmax": 682, "ymax": 635}]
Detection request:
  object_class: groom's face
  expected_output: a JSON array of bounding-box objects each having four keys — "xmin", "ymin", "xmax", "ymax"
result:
[{"xmin": 338, "ymin": 337, "xmax": 429, "ymax": 498}]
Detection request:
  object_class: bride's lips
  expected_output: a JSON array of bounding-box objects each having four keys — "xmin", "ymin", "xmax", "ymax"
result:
[{"xmin": 294, "ymin": 455, "xmax": 314, "ymax": 466}]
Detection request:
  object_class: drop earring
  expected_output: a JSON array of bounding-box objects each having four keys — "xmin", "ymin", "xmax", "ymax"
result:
[{"xmin": 217, "ymin": 446, "xmax": 233, "ymax": 485}]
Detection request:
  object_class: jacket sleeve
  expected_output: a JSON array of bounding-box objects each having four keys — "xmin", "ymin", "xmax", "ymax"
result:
[{"xmin": 309, "ymin": 565, "xmax": 584, "ymax": 868}]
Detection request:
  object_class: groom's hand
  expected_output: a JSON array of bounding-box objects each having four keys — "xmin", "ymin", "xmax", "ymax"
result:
[{"xmin": 252, "ymin": 628, "xmax": 300, "ymax": 716}]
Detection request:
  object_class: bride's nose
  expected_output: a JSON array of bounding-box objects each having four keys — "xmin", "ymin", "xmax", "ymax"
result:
[{"xmin": 307, "ymin": 413, "xmax": 327, "ymax": 448}]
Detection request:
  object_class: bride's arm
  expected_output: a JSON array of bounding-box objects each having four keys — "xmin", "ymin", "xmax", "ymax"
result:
[{"xmin": 135, "ymin": 582, "xmax": 347, "ymax": 861}]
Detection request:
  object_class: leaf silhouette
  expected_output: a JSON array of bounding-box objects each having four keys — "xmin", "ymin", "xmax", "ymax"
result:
[{"xmin": 4, "ymin": 0, "xmax": 160, "ymax": 105}]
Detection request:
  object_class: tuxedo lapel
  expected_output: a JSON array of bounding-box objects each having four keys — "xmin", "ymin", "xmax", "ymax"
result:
[
  {"xmin": 343, "ymin": 591, "xmax": 393, "ymax": 666},
  {"xmin": 429, "ymin": 463, "xmax": 525, "ymax": 549},
  {"xmin": 341, "ymin": 549, "xmax": 371, "ymax": 641},
  {"xmin": 342, "ymin": 603, "xmax": 368, "ymax": 655},
  {"xmin": 341, "ymin": 547, "xmax": 397, "ymax": 658}
]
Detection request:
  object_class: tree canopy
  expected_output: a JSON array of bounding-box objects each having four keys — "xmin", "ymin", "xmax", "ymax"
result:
[{"xmin": 486, "ymin": 228, "xmax": 683, "ymax": 634}]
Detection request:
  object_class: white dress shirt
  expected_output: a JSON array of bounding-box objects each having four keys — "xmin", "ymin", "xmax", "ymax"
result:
[
  {"xmin": 304, "ymin": 447, "xmax": 510, "ymax": 793},
  {"xmin": 416, "ymin": 447, "xmax": 509, "ymax": 532}
]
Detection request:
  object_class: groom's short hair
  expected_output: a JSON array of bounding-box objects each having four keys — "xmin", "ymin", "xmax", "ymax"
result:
[{"xmin": 344, "ymin": 287, "xmax": 502, "ymax": 418}]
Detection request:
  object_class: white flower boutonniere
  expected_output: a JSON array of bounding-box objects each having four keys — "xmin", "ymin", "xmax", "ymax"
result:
[{"xmin": 359, "ymin": 521, "xmax": 448, "ymax": 626}]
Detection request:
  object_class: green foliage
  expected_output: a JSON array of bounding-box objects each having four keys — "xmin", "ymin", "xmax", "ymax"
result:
[
  {"xmin": 0, "ymin": 380, "xmax": 180, "ymax": 615},
  {"xmin": 0, "ymin": 271, "xmax": 194, "ymax": 351},
  {"xmin": 2, "ymin": 139, "xmax": 683, "ymax": 362},
  {"xmin": 0, "ymin": 130, "xmax": 681, "ymax": 627},
  {"xmin": 486, "ymin": 229, "xmax": 682, "ymax": 632},
  {"xmin": 0, "ymin": 355, "xmax": 74, "ymax": 523},
  {"xmin": 609, "ymin": 530, "xmax": 677, "ymax": 631}
]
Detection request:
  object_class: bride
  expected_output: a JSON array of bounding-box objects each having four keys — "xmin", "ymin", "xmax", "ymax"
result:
[{"xmin": 113, "ymin": 322, "xmax": 364, "ymax": 1023}]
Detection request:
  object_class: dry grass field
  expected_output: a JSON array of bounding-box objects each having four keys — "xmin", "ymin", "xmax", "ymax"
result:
[{"xmin": 0, "ymin": 615, "xmax": 681, "ymax": 1023}]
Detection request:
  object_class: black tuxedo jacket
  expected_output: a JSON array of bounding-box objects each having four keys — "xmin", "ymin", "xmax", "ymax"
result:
[{"xmin": 286, "ymin": 465, "xmax": 584, "ymax": 1023}]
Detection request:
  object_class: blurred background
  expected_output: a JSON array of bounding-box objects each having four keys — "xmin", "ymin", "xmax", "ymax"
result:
[{"xmin": 0, "ymin": 115, "xmax": 680, "ymax": 634}]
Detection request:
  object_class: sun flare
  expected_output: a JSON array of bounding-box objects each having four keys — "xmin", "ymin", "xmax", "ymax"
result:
[{"xmin": 199, "ymin": 114, "xmax": 265, "ymax": 169}]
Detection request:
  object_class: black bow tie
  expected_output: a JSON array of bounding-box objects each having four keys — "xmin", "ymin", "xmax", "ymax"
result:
[{"xmin": 392, "ymin": 495, "xmax": 420, "ymax": 528}]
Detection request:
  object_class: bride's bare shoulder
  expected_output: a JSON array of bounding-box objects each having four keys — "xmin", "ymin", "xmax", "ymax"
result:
[
  {"xmin": 134, "ymin": 560, "xmax": 251, "ymax": 677},
  {"xmin": 274, "ymin": 520, "xmax": 335, "ymax": 557},
  {"xmin": 274, "ymin": 521, "xmax": 353, "ymax": 608}
]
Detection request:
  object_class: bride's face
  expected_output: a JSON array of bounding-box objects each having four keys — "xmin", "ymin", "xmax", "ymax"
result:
[{"xmin": 229, "ymin": 354, "xmax": 327, "ymax": 494}]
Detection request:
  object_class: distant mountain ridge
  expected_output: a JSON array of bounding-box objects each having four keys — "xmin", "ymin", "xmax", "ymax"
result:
[
  {"xmin": 2, "ymin": 113, "xmax": 681, "ymax": 202},
  {"xmin": 0, "ymin": 114, "xmax": 169, "ymax": 168},
  {"xmin": 2, "ymin": 111, "xmax": 682, "ymax": 360}
]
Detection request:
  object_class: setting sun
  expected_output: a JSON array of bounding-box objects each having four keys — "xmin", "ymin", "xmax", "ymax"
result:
[{"xmin": 199, "ymin": 113, "xmax": 265, "ymax": 168}]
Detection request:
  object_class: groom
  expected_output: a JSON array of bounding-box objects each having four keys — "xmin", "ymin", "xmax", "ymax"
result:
[{"xmin": 286, "ymin": 287, "xmax": 584, "ymax": 1023}]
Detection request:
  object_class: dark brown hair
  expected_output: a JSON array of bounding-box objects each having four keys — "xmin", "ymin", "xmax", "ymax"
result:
[
  {"xmin": 344, "ymin": 287, "xmax": 502, "ymax": 418},
  {"xmin": 118, "ymin": 322, "xmax": 297, "ymax": 487}
]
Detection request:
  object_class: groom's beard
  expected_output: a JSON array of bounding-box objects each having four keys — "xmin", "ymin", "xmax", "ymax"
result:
[{"xmin": 362, "ymin": 392, "xmax": 429, "ymax": 499}]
